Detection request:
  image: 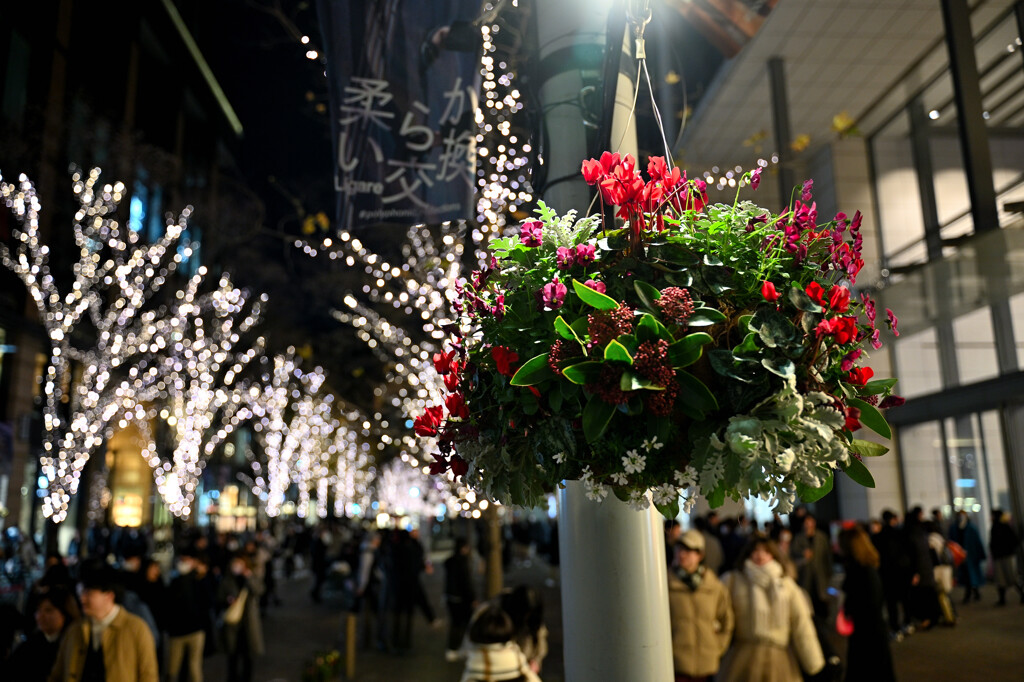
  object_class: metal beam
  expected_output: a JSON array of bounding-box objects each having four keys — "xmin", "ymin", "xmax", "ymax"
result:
[
  {"xmin": 767, "ymin": 57, "xmax": 794, "ymax": 208},
  {"xmin": 941, "ymin": 0, "xmax": 999, "ymax": 232},
  {"xmin": 909, "ymin": 99, "xmax": 944, "ymax": 261},
  {"xmin": 886, "ymin": 370, "xmax": 1024, "ymax": 426}
]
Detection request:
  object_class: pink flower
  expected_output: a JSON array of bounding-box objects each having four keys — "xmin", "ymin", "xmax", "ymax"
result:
[
  {"xmin": 801, "ymin": 179, "xmax": 813, "ymax": 203},
  {"xmin": 750, "ymin": 167, "xmax": 762, "ymax": 190},
  {"xmin": 519, "ymin": 220, "xmax": 543, "ymax": 247},
  {"xmin": 886, "ymin": 308, "xmax": 899, "ymax": 336},
  {"xmin": 761, "ymin": 281, "xmax": 780, "ymax": 302},
  {"xmin": 574, "ymin": 243, "xmax": 596, "ymax": 264},
  {"xmin": 584, "ymin": 279, "xmax": 606, "ymax": 294},
  {"xmin": 841, "ymin": 349, "xmax": 863, "ymax": 372},
  {"xmin": 879, "ymin": 395, "xmax": 906, "ymax": 409},
  {"xmin": 541, "ymin": 278, "xmax": 568, "ymax": 310},
  {"xmin": 870, "ymin": 328, "xmax": 882, "ymax": 350},
  {"xmin": 556, "ymin": 246, "xmax": 575, "ymax": 269}
]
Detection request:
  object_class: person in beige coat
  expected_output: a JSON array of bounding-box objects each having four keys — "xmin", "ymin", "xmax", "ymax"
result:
[
  {"xmin": 667, "ymin": 530, "xmax": 733, "ymax": 682},
  {"xmin": 48, "ymin": 565, "xmax": 158, "ymax": 682},
  {"xmin": 718, "ymin": 533, "xmax": 824, "ymax": 682}
]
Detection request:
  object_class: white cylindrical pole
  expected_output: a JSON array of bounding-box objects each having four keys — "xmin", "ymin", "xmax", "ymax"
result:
[{"xmin": 558, "ymin": 482, "xmax": 674, "ymax": 681}]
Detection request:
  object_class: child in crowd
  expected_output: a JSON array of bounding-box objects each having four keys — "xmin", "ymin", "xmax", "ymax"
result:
[{"xmin": 460, "ymin": 603, "xmax": 541, "ymax": 682}]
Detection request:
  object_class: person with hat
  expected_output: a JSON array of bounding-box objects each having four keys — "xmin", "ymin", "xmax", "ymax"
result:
[{"xmin": 668, "ymin": 529, "xmax": 734, "ymax": 682}]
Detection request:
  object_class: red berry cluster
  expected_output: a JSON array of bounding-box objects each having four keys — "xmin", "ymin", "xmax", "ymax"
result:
[
  {"xmin": 633, "ymin": 339, "xmax": 678, "ymax": 417},
  {"xmin": 586, "ymin": 366, "xmax": 631, "ymax": 406},
  {"xmin": 548, "ymin": 338, "xmax": 583, "ymax": 376},
  {"xmin": 587, "ymin": 304, "xmax": 634, "ymax": 350},
  {"xmin": 656, "ymin": 287, "xmax": 694, "ymax": 326}
]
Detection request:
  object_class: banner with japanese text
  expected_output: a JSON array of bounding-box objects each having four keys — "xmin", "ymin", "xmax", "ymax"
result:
[{"xmin": 317, "ymin": 0, "xmax": 481, "ymax": 227}]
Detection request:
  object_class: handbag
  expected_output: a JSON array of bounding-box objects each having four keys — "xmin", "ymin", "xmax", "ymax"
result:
[
  {"xmin": 947, "ymin": 540, "xmax": 967, "ymax": 567},
  {"xmin": 223, "ymin": 587, "xmax": 249, "ymax": 625},
  {"xmin": 835, "ymin": 606, "xmax": 854, "ymax": 637}
]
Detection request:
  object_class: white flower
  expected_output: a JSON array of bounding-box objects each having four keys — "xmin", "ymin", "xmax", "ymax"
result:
[
  {"xmin": 622, "ymin": 450, "xmax": 647, "ymax": 474},
  {"xmin": 643, "ymin": 437, "xmax": 663, "ymax": 452},
  {"xmin": 682, "ymin": 493, "xmax": 698, "ymax": 513},
  {"xmin": 627, "ymin": 489, "xmax": 650, "ymax": 511},
  {"xmin": 580, "ymin": 466, "xmax": 593, "ymax": 482},
  {"xmin": 585, "ymin": 479, "xmax": 608, "ymax": 502},
  {"xmin": 553, "ymin": 451, "xmax": 566, "ymax": 465},
  {"xmin": 652, "ymin": 483, "xmax": 678, "ymax": 506},
  {"xmin": 610, "ymin": 472, "xmax": 628, "ymax": 486},
  {"xmin": 674, "ymin": 466, "xmax": 698, "ymax": 488}
]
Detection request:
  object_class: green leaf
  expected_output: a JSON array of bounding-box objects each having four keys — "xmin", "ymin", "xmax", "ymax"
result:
[
  {"xmin": 734, "ymin": 332, "xmax": 759, "ymax": 354},
  {"xmin": 750, "ymin": 308, "xmax": 795, "ymax": 348},
  {"xmin": 860, "ymin": 378, "xmax": 898, "ymax": 396},
  {"xmin": 570, "ymin": 316, "xmax": 590, "ymax": 339},
  {"xmin": 572, "ymin": 278, "xmax": 619, "ymax": 310},
  {"xmin": 847, "ymin": 398, "xmax": 892, "ymax": 439},
  {"xmin": 583, "ymin": 395, "xmax": 616, "ymax": 442},
  {"xmin": 510, "ymin": 353, "xmax": 554, "ymax": 386},
  {"xmin": 562, "ymin": 361, "xmax": 604, "ymax": 385},
  {"xmin": 554, "ymin": 316, "xmax": 577, "ymax": 341},
  {"xmin": 843, "ymin": 457, "xmax": 876, "ymax": 488},
  {"xmin": 796, "ymin": 472, "xmax": 834, "ymax": 503},
  {"xmin": 687, "ymin": 307, "xmax": 727, "ymax": 327},
  {"xmin": 648, "ymin": 414, "xmax": 671, "ymax": 444},
  {"xmin": 620, "ymin": 371, "xmax": 663, "ymax": 391},
  {"xmin": 636, "ymin": 314, "xmax": 670, "ymax": 343},
  {"xmin": 708, "ymin": 350, "xmax": 763, "ymax": 384},
  {"xmin": 634, "ymin": 281, "xmax": 662, "ymax": 311},
  {"xmin": 788, "ymin": 286, "xmax": 823, "ymax": 313},
  {"xmin": 668, "ymin": 332, "xmax": 713, "ymax": 368},
  {"xmin": 655, "ymin": 496, "xmax": 680, "ymax": 521},
  {"xmin": 548, "ymin": 389, "xmax": 564, "ymax": 413},
  {"xmin": 664, "ymin": 271, "xmax": 694, "ymax": 287},
  {"xmin": 676, "ymin": 370, "xmax": 719, "ymax": 415},
  {"xmin": 707, "ymin": 485, "xmax": 726, "ymax": 509},
  {"xmin": 761, "ymin": 356, "xmax": 795, "ymax": 378},
  {"xmin": 738, "ymin": 314, "xmax": 753, "ymax": 332},
  {"xmin": 604, "ymin": 339, "xmax": 634, "ymax": 364},
  {"xmin": 613, "ymin": 486, "xmax": 631, "ymax": 503},
  {"xmin": 849, "ymin": 439, "xmax": 889, "ymax": 457}
]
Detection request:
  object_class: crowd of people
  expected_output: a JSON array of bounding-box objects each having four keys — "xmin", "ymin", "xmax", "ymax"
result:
[
  {"xmin": 663, "ymin": 505, "xmax": 1024, "ymax": 682},
  {"xmin": 0, "ymin": 503, "xmax": 1020, "ymax": 682}
]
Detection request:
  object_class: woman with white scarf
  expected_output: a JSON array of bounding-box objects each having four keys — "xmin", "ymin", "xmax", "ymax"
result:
[{"xmin": 719, "ymin": 533, "xmax": 825, "ymax": 682}]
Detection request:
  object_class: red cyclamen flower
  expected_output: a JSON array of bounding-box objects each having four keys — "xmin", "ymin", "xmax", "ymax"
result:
[
  {"xmin": 805, "ymin": 282, "xmax": 826, "ymax": 306},
  {"xmin": 828, "ymin": 285, "xmax": 851, "ymax": 313},
  {"xmin": 761, "ymin": 281, "xmax": 780, "ymax": 302},
  {"xmin": 449, "ymin": 455, "xmax": 469, "ymax": 478},
  {"xmin": 847, "ymin": 367, "xmax": 874, "ymax": 385},
  {"xmin": 491, "ymin": 346, "xmax": 519, "ymax": 377},
  {"xmin": 414, "ymin": 405, "xmax": 445, "ymax": 437},
  {"xmin": 433, "ymin": 350, "xmax": 457, "ymax": 375},
  {"xmin": 445, "ymin": 393, "xmax": 469, "ymax": 419}
]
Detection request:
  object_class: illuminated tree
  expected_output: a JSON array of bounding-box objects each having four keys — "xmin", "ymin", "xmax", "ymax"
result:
[{"xmin": 1, "ymin": 168, "xmax": 194, "ymax": 521}]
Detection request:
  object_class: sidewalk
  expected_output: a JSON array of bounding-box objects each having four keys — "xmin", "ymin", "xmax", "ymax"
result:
[{"xmin": 206, "ymin": 559, "xmax": 1023, "ymax": 682}]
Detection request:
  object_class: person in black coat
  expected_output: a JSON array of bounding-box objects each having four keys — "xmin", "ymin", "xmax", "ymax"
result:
[
  {"xmin": 7, "ymin": 586, "xmax": 80, "ymax": 682},
  {"xmin": 443, "ymin": 538, "xmax": 476, "ymax": 659},
  {"xmin": 905, "ymin": 506, "xmax": 939, "ymax": 628},
  {"xmin": 839, "ymin": 526, "xmax": 896, "ymax": 682},
  {"xmin": 989, "ymin": 509, "xmax": 1023, "ymax": 605},
  {"xmin": 872, "ymin": 510, "xmax": 912, "ymax": 635}
]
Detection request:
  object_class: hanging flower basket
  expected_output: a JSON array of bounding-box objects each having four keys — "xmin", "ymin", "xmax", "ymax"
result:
[{"xmin": 413, "ymin": 153, "xmax": 902, "ymax": 518}]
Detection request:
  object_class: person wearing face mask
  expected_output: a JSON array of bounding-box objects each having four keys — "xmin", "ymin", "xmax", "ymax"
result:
[
  {"xmin": 8, "ymin": 587, "xmax": 80, "ymax": 682},
  {"xmin": 718, "ymin": 533, "xmax": 824, "ymax": 682},
  {"xmin": 165, "ymin": 551, "xmax": 210, "ymax": 682},
  {"xmin": 667, "ymin": 530, "xmax": 733, "ymax": 682},
  {"xmin": 217, "ymin": 553, "xmax": 264, "ymax": 682}
]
